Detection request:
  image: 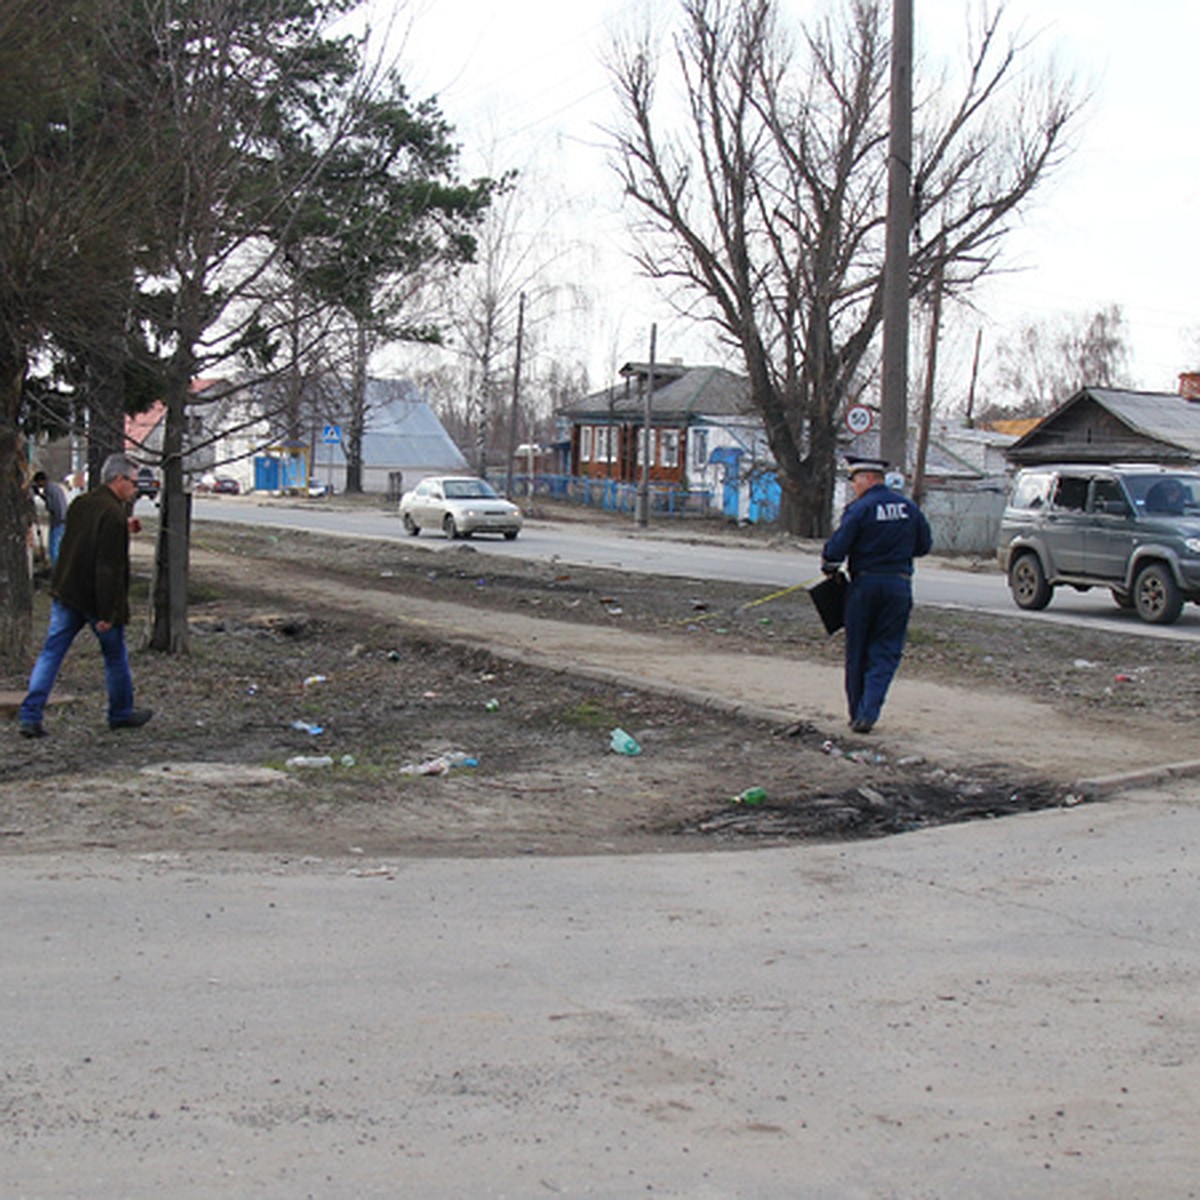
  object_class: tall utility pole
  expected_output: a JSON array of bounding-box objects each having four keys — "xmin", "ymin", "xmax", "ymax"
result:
[
  {"xmin": 635, "ymin": 324, "xmax": 656, "ymax": 528},
  {"xmin": 965, "ymin": 328, "xmax": 983, "ymax": 429},
  {"xmin": 912, "ymin": 238, "xmax": 945, "ymax": 508},
  {"xmin": 504, "ymin": 292, "xmax": 526, "ymax": 499},
  {"xmin": 879, "ymin": 0, "xmax": 913, "ymax": 478}
]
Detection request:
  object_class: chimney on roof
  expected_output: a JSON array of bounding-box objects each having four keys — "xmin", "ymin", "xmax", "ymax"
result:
[{"xmin": 1180, "ymin": 372, "xmax": 1200, "ymax": 401}]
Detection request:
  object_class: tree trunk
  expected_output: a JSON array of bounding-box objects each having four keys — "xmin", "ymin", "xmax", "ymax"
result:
[
  {"xmin": 344, "ymin": 324, "xmax": 367, "ymax": 494},
  {"xmin": 84, "ymin": 352, "xmax": 127, "ymax": 488},
  {"xmin": 0, "ymin": 351, "xmax": 34, "ymax": 672},
  {"xmin": 148, "ymin": 352, "xmax": 193, "ymax": 654}
]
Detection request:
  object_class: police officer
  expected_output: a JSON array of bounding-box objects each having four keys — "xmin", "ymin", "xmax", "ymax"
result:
[{"xmin": 821, "ymin": 456, "xmax": 932, "ymax": 734}]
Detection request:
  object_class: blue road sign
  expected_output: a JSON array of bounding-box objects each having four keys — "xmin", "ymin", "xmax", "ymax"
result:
[{"xmin": 322, "ymin": 425, "xmax": 342, "ymax": 444}]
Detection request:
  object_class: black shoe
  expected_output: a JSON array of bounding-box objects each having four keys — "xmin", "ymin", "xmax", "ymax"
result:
[
  {"xmin": 850, "ymin": 717, "xmax": 874, "ymax": 734},
  {"xmin": 109, "ymin": 708, "xmax": 153, "ymax": 731},
  {"xmin": 18, "ymin": 722, "xmax": 45, "ymax": 739}
]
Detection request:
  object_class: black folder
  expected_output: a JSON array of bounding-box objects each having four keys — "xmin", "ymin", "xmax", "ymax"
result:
[{"xmin": 807, "ymin": 572, "xmax": 847, "ymax": 635}]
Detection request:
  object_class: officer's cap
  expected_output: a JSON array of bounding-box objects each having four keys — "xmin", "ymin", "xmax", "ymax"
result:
[{"xmin": 845, "ymin": 455, "xmax": 887, "ymax": 477}]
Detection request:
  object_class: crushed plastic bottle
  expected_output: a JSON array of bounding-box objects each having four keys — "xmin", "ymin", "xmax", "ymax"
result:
[
  {"xmin": 399, "ymin": 757, "xmax": 447, "ymax": 776},
  {"xmin": 731, "ymin": 786, "xmax": 766, "ymax": 806},
  {"xmin": 609, "ymin": 727, "xmax": 641, "ymax": 756},
  {"xmin": 339, "ymin": 754, "xmax": 356, "ymax": 768},
  {"xmin": 285, "ymin": 755, "xmax": 334, "ymax": 769},
  {"xmin": 290, "ymin": 719, "xmax": 324, "ymax": 735},
  {"xmin": 303, "ymin": 674, "xmax": 328, "ymax": 687},
  {"xmin": 398, "ymin": 752, "xmax": 479, "ymax": 776},
  {"xmin": 484, "ymin": 698, "xmax": 500, "ymax": 713}
]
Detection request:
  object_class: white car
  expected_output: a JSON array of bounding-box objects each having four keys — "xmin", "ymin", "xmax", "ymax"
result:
[{"xmin": 399, "ymin": 476, "xmax": 523, "ymax": 540}]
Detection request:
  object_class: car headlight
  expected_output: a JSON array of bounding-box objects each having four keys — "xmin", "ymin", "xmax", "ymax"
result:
[{"xmin": 1185, "ymin": 538, "xmax": 1200, "ymax": 554}]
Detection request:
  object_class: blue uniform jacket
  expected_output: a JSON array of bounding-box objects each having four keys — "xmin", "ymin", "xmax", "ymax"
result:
[{"xmin": 822, "ymin": 483, "xmax": 932, "ymax": 577}]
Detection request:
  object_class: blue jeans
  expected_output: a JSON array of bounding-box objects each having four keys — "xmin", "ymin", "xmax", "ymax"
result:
[
  {"xmin": 48, "ymin": 524, "xmax": 64, "ymax": 565},
  {"xmin": 19, "ymin": 599, "xmax": 135, "ymax": 727}
]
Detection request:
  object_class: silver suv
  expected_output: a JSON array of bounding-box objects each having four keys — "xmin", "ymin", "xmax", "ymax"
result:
[{"xmin": 997, "ymin": 464, "xmax": 1200, "ymax": 624}]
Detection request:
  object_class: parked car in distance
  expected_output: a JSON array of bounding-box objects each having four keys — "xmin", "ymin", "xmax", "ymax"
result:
[
  {"xmin": 196, "ymin": 473, "xmax": 241, "ymax": 494},
  {"xmin": 997, "ymin": 463, "xmax": 1200, "ymax": 624},
  {"xmin": 307, "ymin": 479, "xmax": 334, "ymax": 498},
  {"xmin": 399, "ymin": 475, "xmax": 523, "ymax": 540},
  {"xmin": 134, "ymin": 467, "xmax": 160, "ymax": 501}
]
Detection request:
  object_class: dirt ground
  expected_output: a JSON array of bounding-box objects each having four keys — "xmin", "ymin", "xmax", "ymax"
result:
[{"xmin": 3, "ymin": 510, "xmax": 1195, "ymax": 860}]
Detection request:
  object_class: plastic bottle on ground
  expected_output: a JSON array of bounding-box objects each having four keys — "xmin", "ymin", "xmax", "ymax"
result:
[
  {"xmin": 609, "ymin": 728, "xmax": 641, "ymax": 756},
  {"xmin": 732, "ymin": 787, "xmax": 766, "ymax": 806}
]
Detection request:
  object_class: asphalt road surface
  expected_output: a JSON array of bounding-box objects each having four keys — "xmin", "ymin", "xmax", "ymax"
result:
[{"xmin": 190, "ymin": 494, "xmax": 1200, "ymax": 642}]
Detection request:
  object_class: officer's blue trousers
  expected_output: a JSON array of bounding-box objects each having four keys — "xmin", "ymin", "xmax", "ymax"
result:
[{"xmin": 843, "ymin": 574, "xmax": 913, "ymax": 726}]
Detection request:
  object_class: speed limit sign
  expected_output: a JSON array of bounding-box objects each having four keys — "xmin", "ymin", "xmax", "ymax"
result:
[{"xmin": 844, "ymin": 404, "xmax": 873, "ymax": 434}]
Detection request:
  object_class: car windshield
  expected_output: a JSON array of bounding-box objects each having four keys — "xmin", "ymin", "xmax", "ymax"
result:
[
  {"xmin": 1123, "ymin": 473, "xmax": 1200, "ymax": 515},
  {"xmin": 443, "ymin": 480, "xmax": 498, "ymax": 500}
]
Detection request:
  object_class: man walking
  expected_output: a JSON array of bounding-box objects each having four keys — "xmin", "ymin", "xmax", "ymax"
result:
[
  {"xmin": 821, "ymin": 456, "xmax": 932, "ymax": 734},
  {"xmin": 18, "ymin": 453, "xmax": 153, "ymax": 738},
  {"xmin": 31, "ymin": 470, "xmax": 69, "ymax": 565}
]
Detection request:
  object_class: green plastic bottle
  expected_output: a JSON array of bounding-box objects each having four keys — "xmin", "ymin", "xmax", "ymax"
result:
[{"xmin": 733, "ymin": 787, "xmax": 766, "ymax": 806}]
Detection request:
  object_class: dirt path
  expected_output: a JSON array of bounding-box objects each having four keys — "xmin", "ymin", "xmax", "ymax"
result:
[{"xmin": 190, "ymin": 545, "xmax": 1196, "ymax": 785}]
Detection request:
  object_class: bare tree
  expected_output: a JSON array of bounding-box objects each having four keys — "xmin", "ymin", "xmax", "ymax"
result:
[
  {"xmin": 983, "ymin": 303, "xmax": 1131, "ymax": 419},
  {"xmin": 427, "ymin": 157, "xmax": 589, "ymax": 477},
  {"xmin": 609, "ymin": 0, "xmax": 1081, "ymax": 534},
  {"xmin": 136, "ymin": 0, "xmax": 369, "ymax": 653}
]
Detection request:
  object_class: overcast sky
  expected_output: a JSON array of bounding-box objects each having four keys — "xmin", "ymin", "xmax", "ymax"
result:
[{"xmin": 378, "ymin": 0, "xmax": 1199, "ymax": 401}]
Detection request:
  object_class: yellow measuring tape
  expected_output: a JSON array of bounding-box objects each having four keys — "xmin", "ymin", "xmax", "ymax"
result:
[{"xmin": 739, "ymin": 578, "xmax": 823, "ymax": 611}]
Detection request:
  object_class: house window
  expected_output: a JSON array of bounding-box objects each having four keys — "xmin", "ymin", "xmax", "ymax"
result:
[
  {"xmin": 580, "ymin": 426, "xmax": 593, "ymax": 463},
  {"xmin": 599, "ymin": 425, "xmax": 615, "ymax": 463},
  {"xmin": 661, "ymin": 430, "xmax": 679, "ymax": 469},
  {"xmin": 692, "ymin": 428, "xmax": 708, "ymax": 469}
]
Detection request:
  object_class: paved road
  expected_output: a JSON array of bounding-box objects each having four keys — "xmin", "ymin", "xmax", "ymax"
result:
[
  {"xmin": 3, "ymin": 786, "xmax": 1198, "ymax": 1198},
  {"xmin": 193, "ymin": 494, "xmax": 1200, "ymax": 642}
]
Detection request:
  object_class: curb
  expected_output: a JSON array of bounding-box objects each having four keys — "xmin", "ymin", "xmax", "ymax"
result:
[{"xmin": 1077, "ymin": 757, "xmax": 1200, "ymax": 795}]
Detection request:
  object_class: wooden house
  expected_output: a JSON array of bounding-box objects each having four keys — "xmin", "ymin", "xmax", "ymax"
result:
[
  {"xmin": 558, "ymin": 360, "xmax": 757, "ymax": 492},
  {"xmin": 1007, "ymin": 383, "xmax": 1200, "ymax": 467}
]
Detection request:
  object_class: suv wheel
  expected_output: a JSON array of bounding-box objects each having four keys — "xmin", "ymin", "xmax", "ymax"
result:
[
  {"xmin": 1009, "ymin": 552, "xmax": 1051, "ymax": 610},
  {"xmin": 1133, "ymin": 562, "xmax": 1183, "ymax": 624}
]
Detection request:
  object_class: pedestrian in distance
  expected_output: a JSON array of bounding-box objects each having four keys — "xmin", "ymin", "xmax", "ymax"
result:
[
  {"xmin": 31, "ymin": 470, "xmax": 69, "ymax": 565},
  {"xmin": 17, "ymin": 453, "xmax": 153, "ymax": 739},
  {"xmin": 821, "ymin": 456, "xmax": 932, "ymax": 735}
]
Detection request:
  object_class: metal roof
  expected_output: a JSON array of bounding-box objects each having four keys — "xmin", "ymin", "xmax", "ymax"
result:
[
  {"xmin": 561, "ymin": 365, "xmax": 752, "ymax": 421},
  {"xmin": 1083, "ymin": 387, "xmax": 1200, "ymax": 455},
  {"xmin": 359, "ymin": 381, "xmax": 467, "ymax": 471},
  {"xmin": 1010, "ymin": 388, "xmax": 1200, "ymax": 459}
]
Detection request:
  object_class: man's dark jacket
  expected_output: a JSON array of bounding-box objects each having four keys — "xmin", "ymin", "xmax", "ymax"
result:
[{"xmin": 51, "ymin": 485, "xmax": 131, "ymax": 626}]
